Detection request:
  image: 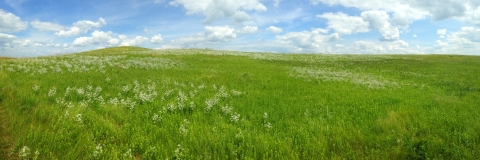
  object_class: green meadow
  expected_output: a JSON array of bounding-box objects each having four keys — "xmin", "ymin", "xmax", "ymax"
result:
[{"xmin": 1, "ymin": 46, "xmax": 479, "ymax": 159}]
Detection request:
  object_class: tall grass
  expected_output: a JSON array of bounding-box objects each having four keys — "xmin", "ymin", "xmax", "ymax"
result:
[{"xmin": 1, "ymin": 47, "xmax": 479, "ymax": 159}]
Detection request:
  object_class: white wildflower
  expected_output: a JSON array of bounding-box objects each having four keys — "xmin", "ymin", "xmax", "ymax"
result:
[
  {"xmin": 152, "ymin": 114, "xmax": 161, "ymax": 124},
  {"xmin": 19, "ymin": 146, "xmax": 30, "ymax": 159},
  {"xmin": 32, "ymin": 84, "xmax": 40, "ymax": 91},
  {"xmin": 74, "ymin": 114, "xmax": 83, "ymax": 123},
  {"xmin": 93, "ymin": 143, "xmax": 103, "ymax": 158},
  {"xmin": 122, "ymin": 85, "xmax": 130, "ymax": 93},
  {"xmin": 176, "ymin": 91, "xmax": 188, "ymax": 102},
  {"xmin": 235, "ymin": 130, "xmax": 244, "ymax": 139},
  {"xmin": 48, "ymin": 87, "xmax": 56, "ymax": 97},
  {"xmin": 177, "ymin": 102, "xmax": 185, "ymax": 111},
  {"xmin": 173, "ymin": 144, "xmax": 185, "ymax": 159},
  {"xmin": 179, "ymin": 119, "xmax": 189, "ymax": 135},
  {"xmin": 198, "ymin": 84, "xmax": 205, "ymax": 89},
  {"xmin": 204, "ymin": 97, "xmax": 219, "ymax": 113},
  {"xmin": 123, "ymin": 149, "xmax": 133, "ymax": 159},
  {"xmin": 34, "ymin": 150, "xmax": 39, "ymax": 160},
  {"xmin": 264, "ymin": 122, "xmax": 272, "ymax": 130},
  {"xmin": 263, "ymin": 112, "xmax": 269, "ymax": 119},
  {"xmin": 231, "ymin": 89, "xmax": 243, "ymax": 96},
  {"xmin": 108, "ymin": 97, "xmax": 119, "ymax": 106},
  {"xmin": 221, "ymin": 104, "xmax": 232, "ymax": 115},
  {"xmin": 106, "ymin": 77, "xmax": 111, "ymax": 82},
  {"xmin": 217, "ymin": 86, "xmax": 229, "ymax": 98},
  {"xmin": 231, "ymin": 112, "xmax": 240, "ymax": 123},
  {"xmin": 167, "ymin": 103, "xmax": 176, "ymax": 112},
  {"xmin": 79, "ymin": 101, "xmax": 88, "ymax": 107},
  {"xmin": 189, "ymin": 101, "xmax": 195, "ymax": 110},
  {"xmin": 77, "ymin": 88, "xmax": 85, "ymax": 95},
  {"xmin": 64, "ymin": 86, "xmax": 72, "ymax": 96}
]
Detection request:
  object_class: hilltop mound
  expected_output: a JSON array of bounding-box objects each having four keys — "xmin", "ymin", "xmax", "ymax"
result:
[{"xmin": 79, "ymin": 46, "xmax": 151, "ymax": 55}]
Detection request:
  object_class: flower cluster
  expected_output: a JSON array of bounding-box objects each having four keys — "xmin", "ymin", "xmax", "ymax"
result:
[
  {"xmin": 290, "ymin": 66, "xmax": 402, "ymax": 89},
  {"xmin": 48, "ymin": 87, "xmax": 56, "ymax": 97},
  {"xmin": 74, "ymin": 114, "xmax": 83, "ymax": 124},
  {"xmin": 179, "ymin": 119, "xmax": 189, "ymax": 135},
  {"xmin": 152, "ymin": 114, "xmax": 161, "ymax": 124},
  {"xmin": 93, "ymin": 143, "xmax": 103, "ymax": 158},
  {"xmin": 0, "ymin": 55, "xmax": 184, "ymax": 75},
  {"xmin": 19, "ymin": 146, "xmax": 30, "ymax": 159},
  {"xmin": 263, "ymin": 112, "xmax": 272, "ymax": 130}
]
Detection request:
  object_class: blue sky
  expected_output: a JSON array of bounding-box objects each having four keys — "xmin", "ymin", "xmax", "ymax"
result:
[{"xmin": 1, "ymin": 0, "xmax": 480, "ymax": 57}]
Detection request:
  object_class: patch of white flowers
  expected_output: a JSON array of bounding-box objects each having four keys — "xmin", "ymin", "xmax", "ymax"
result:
[
  {"xmin": 48, "ymin": 87, "xmax": 56, "ymax": 97},
  {"xmin": 179, "ymin": 119, "xmax": 189, "ymax": 135},
  {"xmin": 0, "ymin": 55, "xmax": 184, "ymax": 75},
  {"xmin": 74, "ymin": 114, "xmax": 83, "ymax": 124},
  {"xmin": 152, "ymin": 114, "xmax": 161, "ymax": 124},
  {"xmin": 92, "ymin": 143, "xmax": 103, "ymax": 158},
  {"xmin": 123, "ymin": 149, "xmax": 133, "ymax": 159},
  {"xmin": 204, "ymin": 97, "xmax": 219, "ymax": 113},
  {"xmin": 290, "ymin": 66, "xmax": 402, "ymax": 89},
  {"xmin": 231, "ymin": 112, "xmax": 241, "ymax": 124},
  {"xmin": 19, "ymin": 146, "xmax": 30, "ymax": 159},
  {"xmin": 173, "ymin": 144, "xmax": 185, "ymax": 160},
  {"xmin": 263, "ymin": 112, "xmax": 272, "ymax": 130},
  {"xmin": 32, "ymin": 84, "xmax": 40, "ymax": 91}
]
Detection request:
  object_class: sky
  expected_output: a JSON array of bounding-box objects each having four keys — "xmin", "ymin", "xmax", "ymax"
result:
[{"xmin": 1, "ymin": 0, "xmax": 480, "ymax": 57}]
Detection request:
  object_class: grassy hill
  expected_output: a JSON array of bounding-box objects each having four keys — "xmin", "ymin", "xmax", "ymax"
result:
[{"xmin": 1, "ymin": 47, "xmax": 479, "ymax": 159}]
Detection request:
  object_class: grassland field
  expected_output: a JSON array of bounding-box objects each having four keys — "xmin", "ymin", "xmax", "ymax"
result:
[{"xmin": 1, "ymin": 46, "xmax": 479, "ymax": 159}]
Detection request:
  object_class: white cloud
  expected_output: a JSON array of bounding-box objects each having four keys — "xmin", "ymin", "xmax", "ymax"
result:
[
  {"xmin": 317, "ymin": 12, "xmax": 369, "ymax": 35},
  {"xmin": 413, "ymin": 34, "xmax": 417, "ymax": 38},
  {"xmin": 311, "ymin": 0, "xmax": 480, "ymax": 25},
  {"xmin": 275, "ymin": 28, "xmax": 335, "ymax": 52},
  {"xmin": 150, "ymin": 34, "xmax": 164, "ymax": 44},
  {"xmin": 434, "ymin": 40, "xmax": 448, "ymax": 48},
  {"xmin": 20, "ymin": 39, "xmax": 33, "ymax": 47},
  {"xmin": 237, "ymin": 25, "xmax": 258, "ymax": 34},
  {"xmin": 318, "ymin": 11, "xmax": 399, "ymax": 41},
  {"xmin": 463, "ymin": 6, "xmax": 480, "ymax": 26},
  {"xmin": 386, "ymin": 40, "xmax": 409, "ymax": 50},
  {"xmin": 331, "ymin": 40, "xmax": 417, "ymax": 54},
  {"xmin": 55, "ymin": 18, "xmax": 107, "ymax": 37},
  {"xmin": 0, "ymin": 9, "xmax": 28, "ymax": 32},
  {"xmin": 34, "ymin": 43, "xmax": 43, "ymax": 47},
  {"xmin": 273, "ymin": 0, "xmax": 282, "ymax": 7},
  {"xmin": 154, "ymin": 0, "xmax": 165, "ymax": 3},
  {"xmin": 120, "ymin": 35, "xmax": 149, "ymax": 46},
  {"xmin": 437, "ymin": 29, "xmax": 447, "ymax": 38},
  {"xmin": 361, "ymin": 10, "xmax": 399, "ymax": 41},
  {"xmin": 166, "ymin": 34, "xmax": 205, "ymax": 48},
  {"xmin": 309, "ymin": 0, "xmax": 322, "ymax": 5},
  {"xmin": 204, "ymin": 25, "xmax": 236, "ymax": 42},
  {"xmin": 448, "ymin": 27, "xmax": 480, "ymax": 45},
  {"xmin": 166, "ymin": 25, "xmax": 238, "ymax": 48},
  {"xmin": 72, "ymin": 31, "xmax": 117, "ymax": 46},
  {"xmin": 353, "ymin": 41, "xmax": 385, "ymax": 52},
  {"xmin": 266, "ymin": 26, "xmax": 283, "ymax": 34},
  {"xmin": 0, "ymin": 33, "xmax": 16, "ymax": 46},
  {"xmin": 169, "ymin": 0, "xmax": 266, "ymax": 23},
  {"xmin": 31, "ymin": 20, "xmax": 66, "ymax": 32}
]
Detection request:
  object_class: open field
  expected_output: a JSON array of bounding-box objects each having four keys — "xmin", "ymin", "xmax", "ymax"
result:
[{"xmin": 1, "ymin": 46, "xmax": 479, "ymax": 159}]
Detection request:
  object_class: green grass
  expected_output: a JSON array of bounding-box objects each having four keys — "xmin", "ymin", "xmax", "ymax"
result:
[{"xmin": 1, "ymin": 47, "xmax": 480, "ymax": 159}]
